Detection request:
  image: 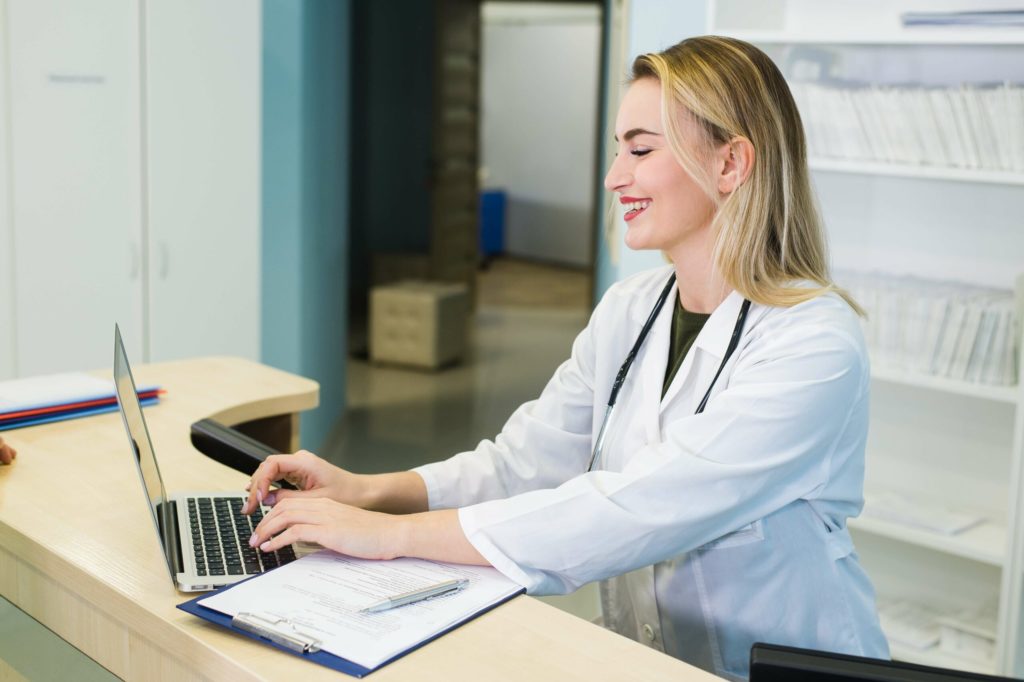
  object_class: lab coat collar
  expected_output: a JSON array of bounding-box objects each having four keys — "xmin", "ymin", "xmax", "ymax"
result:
[
  {"xmin": 693, "ymin": 290, "xmax": 748, "ymax": 360},
  {"xmin": 659, "ymin": 289, "xmax": 751, "ymax": 414}
]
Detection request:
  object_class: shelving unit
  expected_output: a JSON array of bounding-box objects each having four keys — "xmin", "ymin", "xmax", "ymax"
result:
[
  {"xmin": 808, "ymin": 159, "xmax": 1024, "ymax": 187},
  {"xmin": 710, "ymin": 29, "xmax": 1024, "ymax": 46},
  {"xmin": 870, "ymin": 367, "xmax": 1020, "ymax": 405},
  {"xmin": 889, "ymin": 642, "xmax": 995, "ymax": 676},
  {"xmin": 849, "ymin": 516, "xmax": 1005, "ymax": 567},
  {"xmin": 710, "ymin": 0, "xmax": 1024, "ymax": 676}
]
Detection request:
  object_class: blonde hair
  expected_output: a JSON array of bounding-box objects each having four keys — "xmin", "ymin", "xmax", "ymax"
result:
[{"xmin": 631, "ymin": 36, "xmax": 862, "ymax": 314}]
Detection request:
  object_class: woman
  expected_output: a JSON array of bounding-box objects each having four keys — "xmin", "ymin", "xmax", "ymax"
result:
[
  {"xmin": 246, "ymin": 36, "xmax": 888, "ymax": 680},
  {"xmin": 0, "ymin": 437, "xmax": 15, "ymax": 465}
]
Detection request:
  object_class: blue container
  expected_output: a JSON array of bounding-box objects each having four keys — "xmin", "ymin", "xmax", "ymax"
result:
[{"xmin": 479, "ymin": 190, "xmax": 506, "ymax": 258}]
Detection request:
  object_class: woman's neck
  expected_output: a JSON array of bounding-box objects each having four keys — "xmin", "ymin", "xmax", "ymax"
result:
[{"xmin": 668, "ymin": 235, "xmax": 730, "ymax": 314}]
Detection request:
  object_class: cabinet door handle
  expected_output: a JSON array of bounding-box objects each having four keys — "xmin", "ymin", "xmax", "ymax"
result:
[{"xmin": 158, "ymin": 242, "xmax": 169, "ymax": 279}]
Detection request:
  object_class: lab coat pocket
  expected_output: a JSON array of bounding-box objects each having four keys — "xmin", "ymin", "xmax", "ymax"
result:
[
  {"xmin": 825, "ymin": 527, "xmax": 855, "ymax": 561},
  {"xmin": 696, "ymin": 520, "xmax": 765, "ymax": 551}
]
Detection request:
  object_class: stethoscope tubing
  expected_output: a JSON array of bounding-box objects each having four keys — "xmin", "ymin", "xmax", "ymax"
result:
[{"xmin": 586, "ymin": 274, "xmax": 751, "ymax": 472}]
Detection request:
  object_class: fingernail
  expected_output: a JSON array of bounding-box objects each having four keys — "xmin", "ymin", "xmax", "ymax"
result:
[
  {"xmin": 264, "ymin": 491, "xmax": 277, "ymax": 506},
  {"xmin": 249, "ymin": 532, "xmax": 258, "ymax": 547},
  {"xmin": 256, "ymin": 489, "xmax": 263, "ymax": 506},
  {"xmin": 260, "ymin": 541, "xmax": 271, "ymax": 552}
]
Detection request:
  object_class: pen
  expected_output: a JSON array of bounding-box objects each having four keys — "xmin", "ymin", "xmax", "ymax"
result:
[{"xmin": 360, "ymin": 578, "xmax": 469, "ymax": 614}]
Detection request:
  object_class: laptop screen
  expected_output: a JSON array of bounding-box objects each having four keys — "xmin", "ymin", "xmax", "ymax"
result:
[{"xmin": 113, "ymin": 324, "xmax": 177, "ymax": 578}]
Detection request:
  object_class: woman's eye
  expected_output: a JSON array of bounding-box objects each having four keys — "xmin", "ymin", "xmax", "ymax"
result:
[{"xmin": 630, "ymin": 148, "xmax": 652, "ymax": 157}]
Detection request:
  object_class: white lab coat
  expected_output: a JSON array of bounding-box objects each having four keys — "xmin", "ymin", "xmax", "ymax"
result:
[{"xmin": 414, "ymin": 265, "xmax": 889, "ymax": 680}]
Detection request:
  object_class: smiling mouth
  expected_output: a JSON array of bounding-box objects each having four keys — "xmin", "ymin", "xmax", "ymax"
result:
[{"xmin": 624, "ymin": 200, "xmax": 650, "ymax": 222}]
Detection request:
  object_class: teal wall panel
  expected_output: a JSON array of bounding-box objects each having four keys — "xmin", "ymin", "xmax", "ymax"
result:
[{"xmin": 262, "ymin": 0, "xmax": 350, "ymax": 450}]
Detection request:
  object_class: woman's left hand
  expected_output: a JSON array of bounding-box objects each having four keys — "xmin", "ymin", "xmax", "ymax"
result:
[{"xmin": 249, "ymin": 497, "xmax": 403, "ymax": 560}]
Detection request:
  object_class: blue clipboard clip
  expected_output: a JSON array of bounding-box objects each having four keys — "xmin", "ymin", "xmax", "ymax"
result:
[{"xmin": 231, "ymin": 612, "xmax": 322, "ymax": 654}]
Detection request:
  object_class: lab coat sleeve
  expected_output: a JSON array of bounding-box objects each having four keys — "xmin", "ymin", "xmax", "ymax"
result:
[
  {"xmin": 456, "ymin": 300, "xmax": 870, "ymax": 595},
  {"xmin": 413, "ymin": 297, "xmax": 606, "ymax": 511}
]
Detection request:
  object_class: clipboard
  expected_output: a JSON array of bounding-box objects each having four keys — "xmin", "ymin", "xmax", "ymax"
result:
[{"xmin": 177, "ymin": 577, "xmax": 526, "ymax": 677}]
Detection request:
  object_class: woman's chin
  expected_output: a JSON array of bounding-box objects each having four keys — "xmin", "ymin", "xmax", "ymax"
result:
[{"xmin": 623, "ymin": 227, "xmax": 654, "ymax": 252}]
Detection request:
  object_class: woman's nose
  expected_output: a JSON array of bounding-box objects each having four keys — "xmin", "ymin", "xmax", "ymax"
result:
[{"xmin": 604, "ymin": 154, "xmax": 630, "ymax": 192}]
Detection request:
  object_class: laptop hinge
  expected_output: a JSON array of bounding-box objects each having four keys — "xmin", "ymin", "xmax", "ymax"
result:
[{"xmin": 156, "ymin": 500, "xmax": 185, "ymax": 575}]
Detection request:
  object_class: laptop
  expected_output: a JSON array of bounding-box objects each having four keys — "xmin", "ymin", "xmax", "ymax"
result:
[{"xmin": 113, "ymin": 324, "xmax": 299, "ymax": 592}]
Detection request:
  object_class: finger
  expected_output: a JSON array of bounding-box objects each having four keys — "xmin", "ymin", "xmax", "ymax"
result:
[
  {"xmin": 259, "ymin": 524, "xmax": 320, "ymax": 554},
  {"xmin": 255, "ymin": 497, "xmax": 329, "ymax": 533},
  {"xmin": 251, "ymin": 505, "xmax": 327, "ymax": 547},
  {"xmin": 252, "ymin": 493, "xmax": 323, "ymax": 532},
  {"xmin": 0, "ymin": 448, "xmax": 11, "ymax": 465},
  {"xmin": 244, "ymin": 455, "xmax": 295, "ymax": 513},
  {"xmin": 262, "ymin": 486, "xmax": 326, "ymax": 507},
  {"xmin": 259, "ymin": 496, "xmax": 331, "ymax": 527}
]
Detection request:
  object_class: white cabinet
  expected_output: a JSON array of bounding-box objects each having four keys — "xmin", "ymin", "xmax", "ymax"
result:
[
  {"xmin": 5, "ymin": 0, "xmax": 146, "ymax": 375},
  {"xmin": 0, "ymin": 0, "xmax": 259, "ymax": 379},
  {"xmin": 709, "ymin": 0, "xmax": 1024, "ymax": 675},
  {"xmin": 144, "ymin": 0, "xmax": 260, "ymax": 362}
]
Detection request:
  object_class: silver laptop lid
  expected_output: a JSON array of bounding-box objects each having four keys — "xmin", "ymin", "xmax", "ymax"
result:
[{"xmin": 113, "ymin": 324, "xmax": 177, "ymax": 580}]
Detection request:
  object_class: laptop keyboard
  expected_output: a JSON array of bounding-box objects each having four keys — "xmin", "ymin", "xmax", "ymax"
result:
[{"xmin": 187, "ymin": 496, "xmax": 297, "ymax": 577}]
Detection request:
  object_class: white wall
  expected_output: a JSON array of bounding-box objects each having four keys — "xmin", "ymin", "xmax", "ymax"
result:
[
  {"xmin": 0, "ymin": 0, "xmax": 15, "ymax": 380},
  {"xmin": 480, "ymin": 2, "xmax": 600, "ymax": 268}
]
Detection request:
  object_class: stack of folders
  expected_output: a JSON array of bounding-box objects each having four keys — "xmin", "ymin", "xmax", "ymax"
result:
[
  {"xmin": 838, "ymin": 271, "xmax": 1019, "ymax": 386},
  {"xmin": 876, "ymin": 597, "xmax": 945, "ymax": 651},
  {"xmin": 0, "ymin": 372, "xmax": 161, "ymax": 431},
  {"xmin": 902, "ymin": 10, "xmax": 1024, "ymax": 28},
  {"xmin": 876, "ymin": 596, "xmax": 998, "ymax": 665},
  {"xmin": 788, "ymin": 80, "xmax": 1024, "ymax": 172}
]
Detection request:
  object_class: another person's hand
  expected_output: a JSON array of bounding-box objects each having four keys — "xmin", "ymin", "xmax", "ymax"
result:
[
  {"xmin": 249, "ymin": 497, "xmax": 401, "ymax": 560},
  {"xmin": 243, "ymin": 450, "xmax": 365, "ymax": 514},
  {"xmin": 0, "ymin": 437, "xmax": 16, "ymax": 465}
]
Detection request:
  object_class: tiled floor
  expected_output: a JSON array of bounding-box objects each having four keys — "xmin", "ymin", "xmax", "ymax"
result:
[
  {"xmin": 321, "ymin": 258, "xmax": 592, "ymax": 473},
  {"xmin": 320, "ymin": 257, "xmax": 601, "ymax": 620}
]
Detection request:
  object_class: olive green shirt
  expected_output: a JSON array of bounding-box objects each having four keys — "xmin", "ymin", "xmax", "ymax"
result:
[{"xmin": 662, "ymin": 297, "xmax": 711, "ymax": 398}]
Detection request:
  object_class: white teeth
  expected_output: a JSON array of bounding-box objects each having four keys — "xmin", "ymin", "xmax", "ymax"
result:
[{"xmin": 627, "ymin": 201, "xmax": 650, "ymax": 212}]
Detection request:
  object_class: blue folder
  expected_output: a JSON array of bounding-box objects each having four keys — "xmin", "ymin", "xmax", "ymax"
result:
[
  {"xmin": 177, "ymin": 577, "xmax": 525, "ymax": 677},
  {"xmin": 0, "ymin": 396, "xmax": 160, "ymax": 431}
]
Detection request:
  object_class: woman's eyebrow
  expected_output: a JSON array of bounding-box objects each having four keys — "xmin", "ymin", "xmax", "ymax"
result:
[{"xmin": 614, "ymin": 127, "xmax": 662, "ymax": 142}]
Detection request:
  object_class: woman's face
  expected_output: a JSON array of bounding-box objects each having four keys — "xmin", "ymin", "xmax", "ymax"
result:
[{"xmin": 604, "ymin": 78, "xmax": 716, "ymax": 257}]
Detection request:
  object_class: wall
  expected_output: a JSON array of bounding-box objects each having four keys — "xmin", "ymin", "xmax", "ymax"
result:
[
  {"xmin": 261, "ymin": 0, "xmax": 350, "ymax": 450},
  {"xmin": 345, "ymin": 0, "xmax": 435, "ymax": 347},
  {"xmin": 480, "ymin": 2, "xmax": 600, "ymax": 268},
  {"xmin": 0, "ymin": 0, "xmax": 15, "ymax": 380},
  {"xmin": 593, "ymin": 0, "xmax": 706, "ymax": 299}
]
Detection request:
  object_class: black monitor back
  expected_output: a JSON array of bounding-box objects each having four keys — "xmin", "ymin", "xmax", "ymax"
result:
[{"xmin": 750, "ymin": 643, "xmax": 1020, "ymax": 682}]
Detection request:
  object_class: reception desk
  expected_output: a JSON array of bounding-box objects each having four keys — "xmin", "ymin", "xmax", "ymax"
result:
[{"xmin": 0, "ymin": 357, "xmax": 719, "ymax": 681}]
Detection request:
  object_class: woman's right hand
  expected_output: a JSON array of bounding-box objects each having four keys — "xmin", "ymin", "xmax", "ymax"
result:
[
  {"xmin": 243, "ymin": 450, "xmax": 366, "ymax": 514},
  {"xmin": 0, "ymin": 437, "xmax": 15, "ymax": 465}
]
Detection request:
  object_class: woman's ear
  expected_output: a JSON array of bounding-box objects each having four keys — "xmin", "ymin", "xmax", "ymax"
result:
[{"xmin": 717, "ymin": 137, "xmax": 754, "ymax": 195}]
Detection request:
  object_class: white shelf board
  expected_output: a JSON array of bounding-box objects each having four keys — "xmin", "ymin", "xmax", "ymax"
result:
[
  {"xmin": 889, "ymin": 642, "xmax": 996, "ymax": 675},
  {"xmin": 870, "ymin": 366, "xmax": 1020, "ymax": 405},
  {"xmin": 719, "ymin": 29, "xmax": 1024, "ymax": 46},
  {"xmin": 809, "ymin": 158, "xmax": 1024, "ymax": 186},
  {"xmin": 849, "ymin": 516, "xmax": 1005, "ymax": 566}
]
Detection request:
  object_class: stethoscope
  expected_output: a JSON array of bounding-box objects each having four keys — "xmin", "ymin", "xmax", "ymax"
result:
[{"xmin": 586, "ymin": 273, "xmax": 752, "ymax": 472}]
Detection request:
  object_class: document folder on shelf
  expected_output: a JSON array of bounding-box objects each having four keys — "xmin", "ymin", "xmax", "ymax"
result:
[{"xmin": 177, "ymin": 551, "xmax": 525, "ymax": 678}]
